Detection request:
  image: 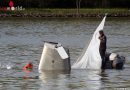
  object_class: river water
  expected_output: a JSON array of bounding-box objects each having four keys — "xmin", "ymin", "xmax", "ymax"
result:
[{"xmin": 0, "ymin": 17, "xmax": 130, "ymax": 90}]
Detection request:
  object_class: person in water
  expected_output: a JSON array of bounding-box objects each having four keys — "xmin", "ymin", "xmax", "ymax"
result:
[
  {"xmin": 23, "ymin": 62, "xmax": 33, "ymax": 73},
  {"xmin": 99, "ymin": 30, "xmax": 107, "ymax": 69}
]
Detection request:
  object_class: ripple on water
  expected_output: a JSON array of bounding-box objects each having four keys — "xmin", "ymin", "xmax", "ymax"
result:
[{"xmin": 0, "ymin": 18, "xmax": 130, "ymax": 90}]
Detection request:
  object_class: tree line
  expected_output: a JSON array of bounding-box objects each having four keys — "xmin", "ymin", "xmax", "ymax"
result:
[{"xmin": 0, "ymin": 0, "xmax": 130, "ymax": 8}]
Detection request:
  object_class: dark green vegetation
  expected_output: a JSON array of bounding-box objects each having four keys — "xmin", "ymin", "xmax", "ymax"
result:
[
  {"xmin": 0, "ymin": 0, "xmax": 130, "ymax": 17},
  {"xmin": 0, "ymin": 0, "xmax": 130, "ymax": 8},
  {"xmin": 0, "ymin": 8, "xmax": 130, "ymax": 17}
]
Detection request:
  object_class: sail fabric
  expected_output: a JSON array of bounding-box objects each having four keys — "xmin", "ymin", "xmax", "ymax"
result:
[{"xmin": 72, "ymin": 16, "xmax": 106, "ymax": 69}]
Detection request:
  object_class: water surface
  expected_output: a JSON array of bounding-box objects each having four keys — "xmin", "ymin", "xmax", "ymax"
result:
[{"xmin": 0, "ymin": 17, "xmax": 130, "ymax": 90}]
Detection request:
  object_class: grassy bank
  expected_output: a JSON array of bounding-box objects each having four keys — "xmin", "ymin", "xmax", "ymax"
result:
[{"xmin": 0, "ymin": 8, "xmax": 130, "ymax": 17}]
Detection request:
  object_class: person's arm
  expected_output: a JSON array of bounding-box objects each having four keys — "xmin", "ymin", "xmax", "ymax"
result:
[
  {"xmin": 99, "ymin": 35, "xmax": 103, "ymax": 40},
  {"xmin": 99, "ymin": 36, "xmax": 101, "ymax": 40}
]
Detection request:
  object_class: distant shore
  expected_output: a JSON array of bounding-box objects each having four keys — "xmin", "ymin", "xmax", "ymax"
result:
[{"xmin": 0, "ymin": 8, "xmax": 130, "ymax": 18}]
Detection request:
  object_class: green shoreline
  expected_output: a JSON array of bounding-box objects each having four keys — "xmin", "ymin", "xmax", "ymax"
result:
[{"xmin": 0, "ymin": 8, "xmax": 130, "ymax": 17}]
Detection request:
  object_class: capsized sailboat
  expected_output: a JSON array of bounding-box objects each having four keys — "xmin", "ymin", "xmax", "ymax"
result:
[{"xmin": 72, "ymin": 15, "xmax": 107, "ymax": 70}]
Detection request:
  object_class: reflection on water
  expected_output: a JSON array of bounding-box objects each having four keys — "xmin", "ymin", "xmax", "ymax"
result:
[
  {"xmin": 39, "ymin": 70, "xmax": 101, "ymax": 90},
  {"xmin": 39, "ymin": 71, "xmax": 71, "ymax": 84},
  {"xmin": 0, "ymin": 17, "xmax": 130, "ymax": 90}
]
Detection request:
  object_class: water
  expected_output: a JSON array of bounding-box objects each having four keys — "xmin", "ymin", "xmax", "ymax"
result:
[{"xmin": 0, "ymin": 17, "xmax": 130, "ymax": 90}]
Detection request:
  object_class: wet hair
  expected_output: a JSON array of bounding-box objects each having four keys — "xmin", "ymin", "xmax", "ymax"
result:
[{"xmin": 99, "ymin": 30, "xmax": 104, "ymax": 35}]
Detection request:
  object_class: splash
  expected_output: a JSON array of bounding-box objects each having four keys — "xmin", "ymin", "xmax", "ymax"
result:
[{"xmin": 0, "ymin": 62, "xmax": 13, "ymax": 70}]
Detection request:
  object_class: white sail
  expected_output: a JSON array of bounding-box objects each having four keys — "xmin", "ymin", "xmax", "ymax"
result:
[{"xmin": 72, "ymin": 15, "xmax": 107, "ymax": 69}]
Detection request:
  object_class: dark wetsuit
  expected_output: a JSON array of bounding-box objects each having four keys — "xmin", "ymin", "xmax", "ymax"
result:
[{"xmin": 99, "ymin": 35, "xmax": 107, "ymax": 69}]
